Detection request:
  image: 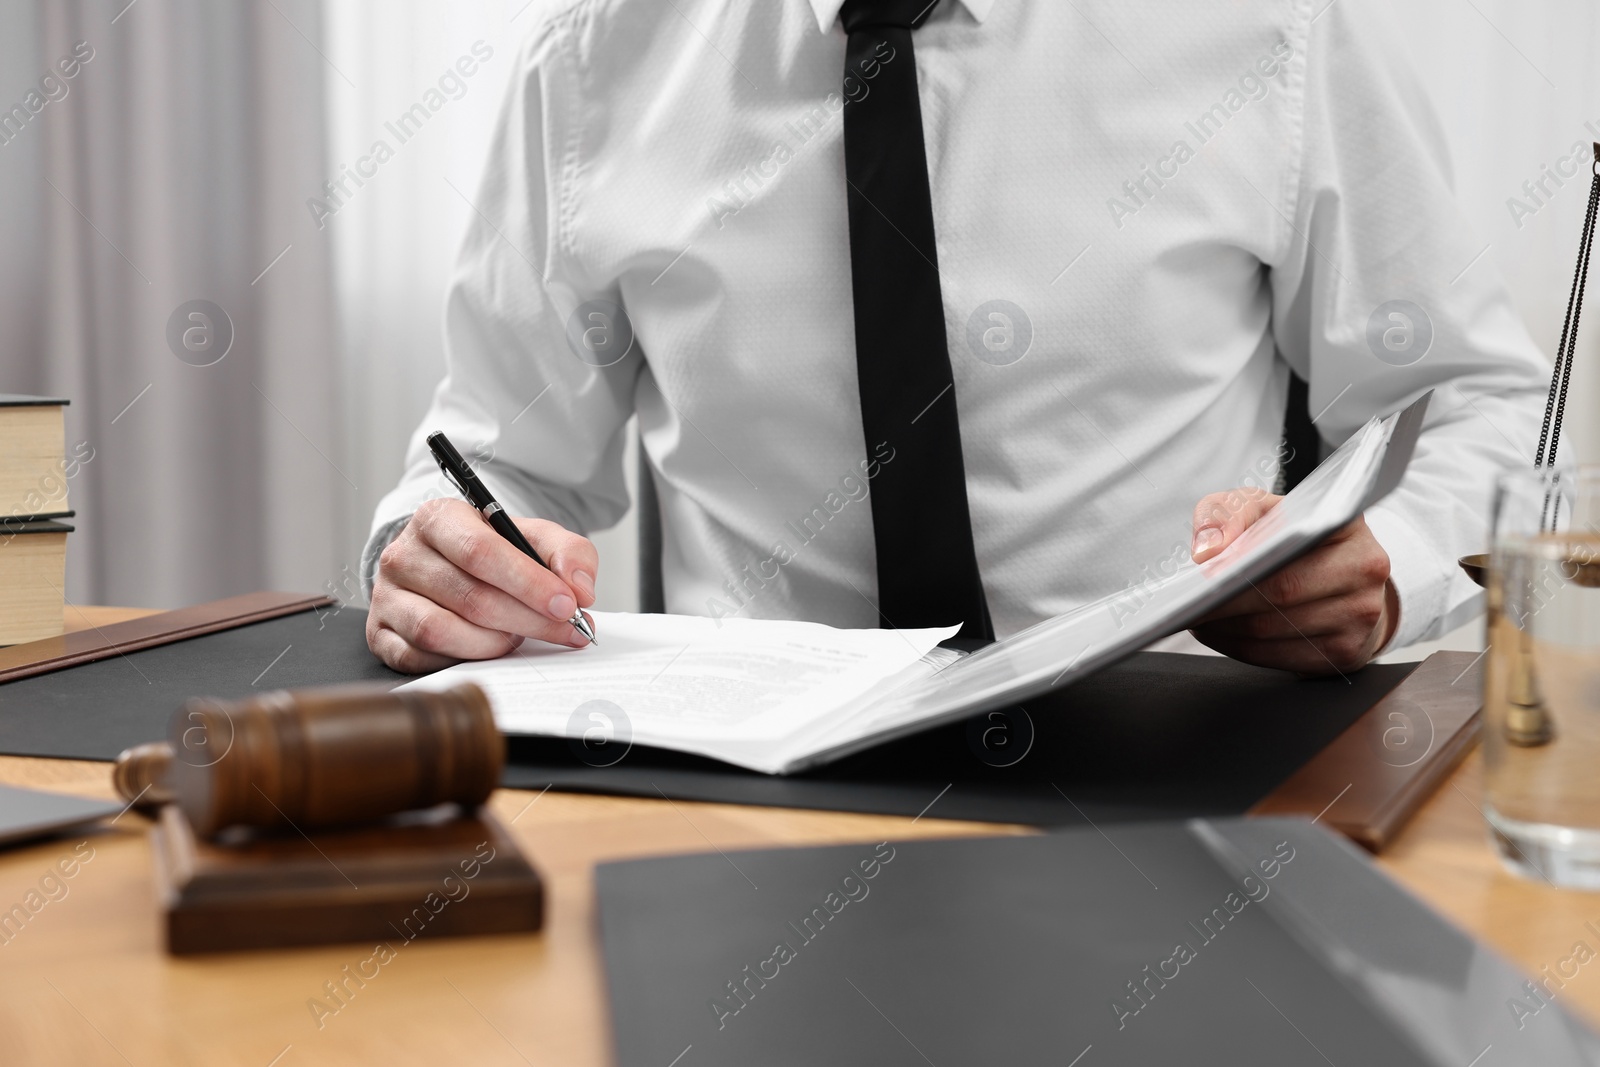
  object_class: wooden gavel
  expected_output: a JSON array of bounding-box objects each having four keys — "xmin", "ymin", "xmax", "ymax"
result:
[{"xmin": 113, "ymin": 684, "xmax": 502, "ymax": 838}]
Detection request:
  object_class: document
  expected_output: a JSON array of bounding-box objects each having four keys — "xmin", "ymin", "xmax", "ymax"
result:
[
  {"xmin": 398, "ymin": 613, "xmax": 959, "ymax": 772},
  {"xmin": 401, "ymin": 393, "xmax": 1430, "ymax": 775}
]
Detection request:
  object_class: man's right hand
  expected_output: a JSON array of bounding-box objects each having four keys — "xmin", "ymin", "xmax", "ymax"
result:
[{"xmin": 367, "ymin": 498, "xmax": 598, "ymax": 674}]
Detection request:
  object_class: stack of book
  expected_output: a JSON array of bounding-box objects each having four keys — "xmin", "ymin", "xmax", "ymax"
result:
[{"xmin": 0, "ymin": 395, "xmax": 74, "ymax": 645}]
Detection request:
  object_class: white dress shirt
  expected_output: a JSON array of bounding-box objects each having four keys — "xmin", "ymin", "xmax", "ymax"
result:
[{"xmin": 367, "ymin": 0, "xmax": 1550, "ymax": 650}]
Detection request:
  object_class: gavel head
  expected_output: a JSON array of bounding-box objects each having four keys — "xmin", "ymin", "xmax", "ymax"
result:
[{"xmin": 165, "ymin": 683, "xmax": 503, "ymax": 839}]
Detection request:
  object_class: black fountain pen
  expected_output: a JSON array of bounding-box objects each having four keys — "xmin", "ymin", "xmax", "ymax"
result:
[{"xmin": 426, "ymin": 430, "xmax": 597, "ymax": 645}]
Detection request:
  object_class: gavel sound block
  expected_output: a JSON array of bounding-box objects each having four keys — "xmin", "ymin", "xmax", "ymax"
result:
[{"xmin": 117, "ymin": 684, "xmax": 543, "ymax": 955}]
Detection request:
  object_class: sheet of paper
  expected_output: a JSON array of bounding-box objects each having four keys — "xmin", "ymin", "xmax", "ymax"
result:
[{"xmin": 396, "ymin": 613, "xmax": 957, "ymax": 772}]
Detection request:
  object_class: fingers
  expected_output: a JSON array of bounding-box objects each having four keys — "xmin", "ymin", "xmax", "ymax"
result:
[
  {"xmin": 1191, "ymin": 589, "xmax": 1392, "ymax": 674},
  {"xmin": 367, "ymin": 585, "xmax": 525, "ymax": 674},
  {"xmin": 1191, "ymin": 488, "xmax": 1282, "ymax": 564},
  {"xmin": 383, "ymin": 537, "xmax": 579, "ymax": 644},
  {"xmin": 411, "ymin": 499, "xmax": 592, "ymax": 624},
  {"xmin": 1196, "ymin": 489, "xmax": 1280, "ymax": 563},
  {"xmin": 1193, "ymin": 584, "xmax": 1387, "ymax": 643},
  {"xmin": 1192, "ymin": 524, "xmax": 1387, "ymax": 624},
  {"xmin": 1188, "ymin": 515, "xmax": 1398, "ymax": 674},
  {"xmin": 364, "ymin": 500, "xmax": 604, "ymax": 672},
  {"xmin": 1190, "ymin": 629, "xmax": 1376, "ymax": 676},
  {"xmin": 514, "ymin": 517, "xmax": 599, "ymax": 607},
  {"xmin": 367, "ymin": 624, "xmax": 458, "ymax": 675}
]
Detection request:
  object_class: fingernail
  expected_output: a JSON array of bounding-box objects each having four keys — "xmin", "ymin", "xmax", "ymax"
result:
[
  {"xmin": 1193, "ymin": 527, "xmax": 1223, "ymax": 555},
  {"xmin": 548, "ymin": 592, "xmax": 577, "ymax": 621},
  {"xmin": 572, "ymin": 570, "xmax": 596, "ymax": 600}
]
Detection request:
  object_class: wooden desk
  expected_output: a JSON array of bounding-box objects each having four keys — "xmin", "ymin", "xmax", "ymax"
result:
[{"xmin": 1, "ymin": 607, "xmax": 1597, "ymax": 1065}]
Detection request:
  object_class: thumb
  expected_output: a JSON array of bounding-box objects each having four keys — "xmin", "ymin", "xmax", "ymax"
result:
[
  {"xmin": 1191, "ymin": 488, "xmax": 1282, "ymax": 563},
  {"xmin": 514, "ymin": 518, "xmax": 600, "ymax": 606}
]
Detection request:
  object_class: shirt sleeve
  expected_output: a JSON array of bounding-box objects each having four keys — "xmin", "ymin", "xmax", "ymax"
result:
[
  {"xmin": 1268, "ymin": 0, "xmax": 1550, "ymax": 649},
  {"xmin": 362, "ymin": 15, "xmax": 643, "ymax": 598}
]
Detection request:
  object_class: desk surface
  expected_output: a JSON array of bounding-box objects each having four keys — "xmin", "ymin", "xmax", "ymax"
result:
[{"xmin": 1, "ymin": 606, "xmax": 1596, "ymax": 1066}]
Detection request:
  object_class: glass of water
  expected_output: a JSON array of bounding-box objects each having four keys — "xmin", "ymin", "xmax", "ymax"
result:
[{"xmin": 1483, "ymin": 465, "xmax": 1600, "ymax": 887}]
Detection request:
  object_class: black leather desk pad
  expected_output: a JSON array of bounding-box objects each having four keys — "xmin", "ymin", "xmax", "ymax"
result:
[
  {"xmin": 0, "ymin": 607, "xmax": 1414, "ymax": 827},
  {"xmin": 501, "ymin": 652, "xmax": 1415, "ymax": 826},
  {"xmin": 596, "ymin": 819, "xmax": 1600, "ymax": 1066}
]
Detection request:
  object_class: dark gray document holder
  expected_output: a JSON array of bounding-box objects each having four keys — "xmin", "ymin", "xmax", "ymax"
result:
[{"xmin": 595, "ymin": 818, "xmax": 1600, "ymax": 1066}]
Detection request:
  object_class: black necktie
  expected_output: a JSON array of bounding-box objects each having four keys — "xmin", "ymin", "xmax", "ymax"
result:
[{"xmin": 841, "ymin": 0, "xmax": 993, "ymax": 643}]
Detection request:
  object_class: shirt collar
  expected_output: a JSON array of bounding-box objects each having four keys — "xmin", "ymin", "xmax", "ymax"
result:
[{"xmin": 808, "ymin": 0, "xmax": 993, "ymax": 35}]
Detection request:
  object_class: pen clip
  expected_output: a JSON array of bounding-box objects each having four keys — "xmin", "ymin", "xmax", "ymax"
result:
[{"xmin": 434, "ymin": 455, "xmax": 471, "ymax": 499}]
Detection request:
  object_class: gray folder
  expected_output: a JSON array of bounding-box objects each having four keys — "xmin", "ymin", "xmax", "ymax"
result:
[{"xmin": 596, "ymin": 818, "xmax": 1600, "ymax": 1066}]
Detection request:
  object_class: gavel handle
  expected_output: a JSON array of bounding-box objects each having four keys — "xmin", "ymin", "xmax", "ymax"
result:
[{"xmin": 113, "ymin": 740, "xmax": 176, "ymax": 811}]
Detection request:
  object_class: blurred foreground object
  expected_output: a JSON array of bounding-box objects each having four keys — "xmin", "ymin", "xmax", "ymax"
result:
[
  {"xmin": 166, "ymin": 683, "xmax": 501, "ymax": 837},
  {"xmin": 113, "ymin": 683, "xmax": 542, "ymax": 954},
  {"xmin": 1484, "ymin": 466, "xmax": 1600, "ymax": 888}
]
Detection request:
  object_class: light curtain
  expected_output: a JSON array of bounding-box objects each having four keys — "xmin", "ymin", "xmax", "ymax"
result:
[{"xmin": 0, "ymin": 0, "xmax": 342, "ymax": 608}]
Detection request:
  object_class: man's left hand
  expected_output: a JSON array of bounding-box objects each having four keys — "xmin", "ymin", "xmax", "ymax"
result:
[{"xmin": 1186, "ymin": 488, "xmax": 1398, "ymax": 674}]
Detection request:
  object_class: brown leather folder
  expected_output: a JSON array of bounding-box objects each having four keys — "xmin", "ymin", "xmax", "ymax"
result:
[
  {"xmin": 0, "ymin": 590, "xmax": 334, "ymax": 684},
  {"xmin": 1249, "ymin": 650, "xmax": 1483, "ymax": 851}
]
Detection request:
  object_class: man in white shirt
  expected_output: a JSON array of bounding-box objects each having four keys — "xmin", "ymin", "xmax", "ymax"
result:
[{"xmin": 363, "ymin": 0, "xmax": 1549, "ymax": 676}]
